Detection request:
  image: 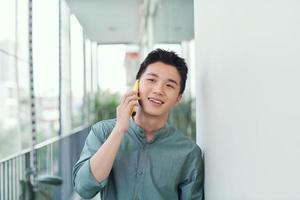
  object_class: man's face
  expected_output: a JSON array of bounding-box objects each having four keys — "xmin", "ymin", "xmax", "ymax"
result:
[{"xmin": 138, "ymin": 61, "xmax": 182, "ymax": 117}]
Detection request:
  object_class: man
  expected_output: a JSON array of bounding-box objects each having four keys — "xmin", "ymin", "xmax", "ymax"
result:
[{"xmin": 73, "ymin": 49, "xmax": 204, "ymax": 200}]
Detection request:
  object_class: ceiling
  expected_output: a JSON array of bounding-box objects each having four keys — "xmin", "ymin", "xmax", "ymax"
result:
[{"xmin": 65, "ymin": 0, "xmax": 194, "ymax": 44}]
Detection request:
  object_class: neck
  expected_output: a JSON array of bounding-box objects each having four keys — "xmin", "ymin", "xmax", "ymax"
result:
[{"xmin": 134, "ymin": 111, "xmax": 168, "ymax": 135}]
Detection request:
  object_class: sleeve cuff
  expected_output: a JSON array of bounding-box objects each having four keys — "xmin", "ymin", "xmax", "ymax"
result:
[
  {"xmin": 85, "ymin": 160, "xmax": 108, "ymax": 188},
  {"xmin": 74, "ymin": 160, "xmax": 108, "ymax": 198}
]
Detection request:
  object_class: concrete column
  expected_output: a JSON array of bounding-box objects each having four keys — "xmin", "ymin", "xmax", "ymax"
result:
[{"xmin": 194, "ymin": 0, "xmax": 300, "ymax": 199}]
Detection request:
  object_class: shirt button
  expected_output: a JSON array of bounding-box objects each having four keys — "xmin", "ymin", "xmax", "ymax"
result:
[{"xmin": 138, "ymin": 171, "xmax": 143, "ymax": 175}]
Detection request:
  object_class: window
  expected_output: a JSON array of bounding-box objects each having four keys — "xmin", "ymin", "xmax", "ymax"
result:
[
  {"xmin": 70, "ymin": 15, "xmax": 84, "ymax": 128},
  {"xmin": 85, "ymin": 38, "xmax": 92, "ymax": 122},
  {"xmin": 16, "ymin": 0, "xmax": 29, "ymax": 61},
  {"xmin": 17, "ymin": 60, "xmax": 31, "ymax": 149},
  {"xmin": 0, "ymin": 52, "xmax": 21, "ymax": 159},
  {"xmin": 0, "ymin": 0, "xmax": 16, "ymax": 54},
  {"xmin": 0, "ymin": 0, "xmax": 31, "ymax": 159},
  {"xmin": 91, "ymin": 42, "xmax": 99, "ymax": 94},
  {"xmin": 33, "ymin": 0, "xmax": 60, "ymax": 143},
  {"xmin": 60, "ymin": 0, "xmax": 72, "ymax": 135}
]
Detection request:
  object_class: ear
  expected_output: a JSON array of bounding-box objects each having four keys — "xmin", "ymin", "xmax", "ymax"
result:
[{"xmin": 175, "ymin": 94, "xmax": 182, "ymax": 105}]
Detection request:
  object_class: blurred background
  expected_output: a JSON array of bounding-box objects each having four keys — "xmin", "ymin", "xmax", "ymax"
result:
[
  {"xmin": 0, "ymin": 0, "xmax": 195, "ymax": 199},
  {"xmin": 1, "ymin": 0, "xmax": 300, "ymax": 199}
]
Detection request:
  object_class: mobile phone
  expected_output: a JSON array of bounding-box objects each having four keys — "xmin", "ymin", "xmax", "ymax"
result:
[{"xmin": 131, "ymin": 79, "xmax": 139, "ymax": 116}]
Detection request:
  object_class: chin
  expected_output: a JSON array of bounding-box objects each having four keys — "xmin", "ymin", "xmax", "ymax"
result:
[
  {"xmin": 144, "ymin": 109, "xmax": 167, "ymax": 118},
  {"xmin": 139, "ymin": 103, "xmax": 168, "ymax": 117}
]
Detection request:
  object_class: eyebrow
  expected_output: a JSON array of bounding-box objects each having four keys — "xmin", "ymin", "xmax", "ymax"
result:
[{"xmin": 146, "ymin": 73, "xmax": 179, "ymax": 85}]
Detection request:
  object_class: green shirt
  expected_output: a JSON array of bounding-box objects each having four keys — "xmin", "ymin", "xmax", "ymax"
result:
[{"xmin": 73, "ymin": 118, "xmax": 204, "ymax": 200}]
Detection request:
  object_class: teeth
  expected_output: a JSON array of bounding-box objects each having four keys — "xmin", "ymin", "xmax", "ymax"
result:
[{"xmin": 149, "ymin": 98, "xmax": 163, "ymax": 104}]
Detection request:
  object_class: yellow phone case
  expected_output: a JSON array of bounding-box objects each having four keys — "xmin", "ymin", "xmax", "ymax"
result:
[{"xmin": 131, "ymin": 79, "xmax": 139, "ymax": 116}]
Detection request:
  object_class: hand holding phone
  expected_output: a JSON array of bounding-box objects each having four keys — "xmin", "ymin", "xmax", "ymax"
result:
[
  {"xmin": 130, "ymin": 79, "xmax": 139, "ymax": 116},
  {"xmin": 115, "ymin": 80, "xmax": 139, "ymax": 133}
]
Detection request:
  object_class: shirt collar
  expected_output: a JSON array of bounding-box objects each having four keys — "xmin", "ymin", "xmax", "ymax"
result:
[{"xmin": 129, "ymin": 117, "xmax": 171, "ymax": 144}]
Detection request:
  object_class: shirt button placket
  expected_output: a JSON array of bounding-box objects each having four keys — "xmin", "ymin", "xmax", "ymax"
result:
[{"xmin": 135, "ymin": 145, "xmax": 146, "ymax": 199}]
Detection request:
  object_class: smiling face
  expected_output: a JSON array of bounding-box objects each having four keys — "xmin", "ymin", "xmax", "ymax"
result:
[{"xmin": 138, "ymin": 61, "xmax": 182, "ymax": 118}]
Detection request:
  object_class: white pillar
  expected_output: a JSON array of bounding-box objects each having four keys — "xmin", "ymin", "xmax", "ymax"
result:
[{"xmin": 194, "ymin": 0, "xmax": 300, "ymax": 199}]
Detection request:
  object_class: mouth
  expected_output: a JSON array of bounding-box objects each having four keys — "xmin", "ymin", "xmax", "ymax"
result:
[{"xmin": 148, "ymin": 97, "xmax": 165, "ymax": 105}]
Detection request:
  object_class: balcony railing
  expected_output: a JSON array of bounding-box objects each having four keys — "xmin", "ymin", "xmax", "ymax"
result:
[{"xmin": 0, "ymin": 125, "xmax": 91, "ymax": 200}]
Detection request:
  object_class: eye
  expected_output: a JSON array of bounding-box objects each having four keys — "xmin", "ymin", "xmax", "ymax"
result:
[
  {"xmin": 147, "ymin": 78, "xmax": 155, "ymax": 82},
  {"xmin": 166, "ymin": 84, "xmax": 175, "ymax": 89}
]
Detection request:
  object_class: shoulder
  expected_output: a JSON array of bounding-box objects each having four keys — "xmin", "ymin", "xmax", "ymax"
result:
[
  {"xmin": 90, "ymin": 118, "xmax": 116, "ymax": 140},
  {"xmin": 168, "ymin": 125, "xmax": 202, "ymax": 156}
]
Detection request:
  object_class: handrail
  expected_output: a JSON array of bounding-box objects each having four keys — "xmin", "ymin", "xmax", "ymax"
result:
[
  {"xmin": 0, "ymin": 124, "xmax": 90, "ymax": 164},
  {"xmin": 0, "ymin": 124, "xmax": 91, "ymax": 200}
]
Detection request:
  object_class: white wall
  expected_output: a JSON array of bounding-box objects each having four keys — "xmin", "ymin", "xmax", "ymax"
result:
[{"xmin": 194, "ymin": 0, "xmax": 300, "ymax": 199}]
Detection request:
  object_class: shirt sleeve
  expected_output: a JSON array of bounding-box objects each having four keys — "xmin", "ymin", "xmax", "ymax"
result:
[
  {"xmin": 72, "ymin": 122, "xmax": 110, "ymax": 199},
  {"xmin": 179, "ymin": 146, "xmax": 205, "ymax": 200}
]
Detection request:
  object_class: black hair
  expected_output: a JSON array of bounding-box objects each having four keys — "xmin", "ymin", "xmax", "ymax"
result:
[{"xmin": 136, "ymin": 48, "xmax": 188, "ymax": 94}]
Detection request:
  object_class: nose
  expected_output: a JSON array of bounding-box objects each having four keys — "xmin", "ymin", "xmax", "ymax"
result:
[{"xmin": 152, "ymin": 82, "xmax": 164, "ymax": 95}]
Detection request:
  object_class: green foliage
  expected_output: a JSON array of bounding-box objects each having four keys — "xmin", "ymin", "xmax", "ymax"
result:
[
  {"xmin": 168, "ymin": 97, "xmax": 196, "ymax": 141},
  {"xmin": 93, "ymin": 90, "xmax": 121, "ymax": 122}
]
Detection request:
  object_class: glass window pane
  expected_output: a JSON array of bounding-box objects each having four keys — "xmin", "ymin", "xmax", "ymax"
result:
[
  {"xmin": 0, "ymin": 0, "xmax": 16, "ymax": 54},
  {"xmin": 33, "ymin": 0, "xmax": 59, "ymax": 143},
  {"xmin": 60, "ymin": 0, "xmax": 72, "ymax": 135},
  {"xmin": 0, "ymin": 0, "xmax": 31, "ymax": 160},
  {"xmin": 91, "ymin": 42, "xmax": 98, "ymax": 94},
  {"xmin": 85, "ymin": 38, "xmax": 92, "ymax": 94},
  {"xmin": 17, "ymin": 60, "xmax": 31, "ymax": 150},
  {"xmin": 16, "ymin": 0, "xmax": 29, "ymax": 61},
  {"xmin": 0, "ymin": 52, "xmax": 21, "ymax": 160},
  {"xmin": 85, "ymin": 38, "xmax": 92, "ymax": 122},
  {"xmin": 70, "ymin": 15, "xmax": 84, "ymax": 128},
  {"xmin": 98, "ymin": 44, "xmax": 126, "ymax": 93}
]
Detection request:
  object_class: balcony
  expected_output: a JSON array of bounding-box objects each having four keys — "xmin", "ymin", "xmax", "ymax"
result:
[{"xmin": 0, "ymin": 126, "xmax": 90, "ymax": 200}]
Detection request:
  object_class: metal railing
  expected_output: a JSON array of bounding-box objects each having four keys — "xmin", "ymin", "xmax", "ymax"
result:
[
  {"xmin": 0, "ymin": 125, "xmax": 90, "ymax": 200},
  {"xmin": 0, "ymin": 151, "xmax": 28, "ymax": 200}
]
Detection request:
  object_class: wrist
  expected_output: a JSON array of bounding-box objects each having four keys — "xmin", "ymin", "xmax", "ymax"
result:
[{"xmin": 113, "ymin": 125, "xmax": 127, "ymax": 135}]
